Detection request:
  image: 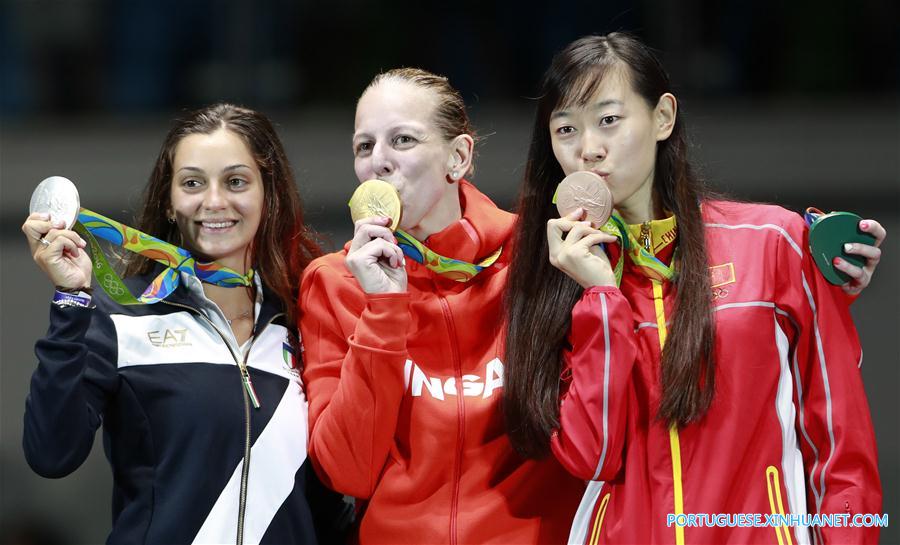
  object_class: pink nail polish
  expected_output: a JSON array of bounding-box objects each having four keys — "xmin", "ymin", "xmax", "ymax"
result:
[
  {"xmin": 860, "ymin": 221, "xmax": 869, "ymax": 230},
  {"xmin": 833, "ymin": 257, "xmax": 842, "ymax": 265}
]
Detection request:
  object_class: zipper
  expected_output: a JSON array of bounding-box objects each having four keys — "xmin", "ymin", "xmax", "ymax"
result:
[
  {"xmin": 236, "ymin": 375, "xmax": 251, "ymax": 545},
  {"xmin": 639, "ymin": 221, "xmax": 652, "ymax": 252},
  {"xmin": 163, "ymin": 299, "xmax": 282, "ymax": 545},
  {"xmin": 438, "ymin": 294, "xmax": 465, "ymax": 545}
]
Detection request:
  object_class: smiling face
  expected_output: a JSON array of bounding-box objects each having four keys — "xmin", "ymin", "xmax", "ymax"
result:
[
  {"xmin": 169, "ymin": 127, "xmax": 264, "ymax": 271},
  {"xmin": 548, "ymin": 67, "xmax": 675, "ymax": 222},
  {"xmin": 352, "ymin": 78, "xmax": 462, "ymax": 239}
]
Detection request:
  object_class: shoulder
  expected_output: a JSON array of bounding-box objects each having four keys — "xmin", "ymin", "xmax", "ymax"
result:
[
  {"xmin": 702, "ymin": 199, "xmax": 802, "ymax": 227},
  {"xmin": 702, "ymin": 200, "xmax": 807, "ymax": 253},
  {"xmin": 301, "ymin": 250, "xmax": 353, "ymax": 287},
  {"xmin": 299, "ymin": 249, "xmax": 364, "ymax": 312}
]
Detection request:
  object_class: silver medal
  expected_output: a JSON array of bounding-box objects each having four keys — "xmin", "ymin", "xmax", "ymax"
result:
[{"xmin": 29, "ymin": 176, "xmax": 81, "ymax": 230}]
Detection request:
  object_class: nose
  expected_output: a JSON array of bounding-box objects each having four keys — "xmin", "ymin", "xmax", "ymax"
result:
[
  {"xmin": 202, "ymin": 181, "xmax": 227, "ymax": 210},
  {"xmin": 580, "ymin": 129, "xmax": 606, "ymax": 164},
  {"xmin": 371, "ymin": 142, "xmax": 394, "ymax": 177}
]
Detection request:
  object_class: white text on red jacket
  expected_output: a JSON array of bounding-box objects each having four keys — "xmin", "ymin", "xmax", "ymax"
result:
[{"xmin": 403, "ymin": 358, "xmax": 504, "ymax": 399}]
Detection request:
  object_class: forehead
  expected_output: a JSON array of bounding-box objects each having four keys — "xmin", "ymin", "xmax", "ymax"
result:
[
  {"xmin": 355, "ymin": 79, "xmax": 439, "ymax": 131},
  {"xmin": 555, "ymin": 65, "xmax": 634, "ymax": 112},
  {"xmin": 173, "ymin": 128, "xmax": 255, "ymax": 166}
]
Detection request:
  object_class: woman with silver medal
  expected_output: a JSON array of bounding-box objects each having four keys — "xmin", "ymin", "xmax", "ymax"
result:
[{"xmin": 21, "ymin": 104, "xmax": 348, "ymax": 544}]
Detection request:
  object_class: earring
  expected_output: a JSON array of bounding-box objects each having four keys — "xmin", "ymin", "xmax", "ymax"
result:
[
  {"xmin": 451, "ymin": 170, "xmax": 459, "ymax": 180},
  {"xmin": 167, "ymin": 215, "xmax": 176, "ymax": 224}
]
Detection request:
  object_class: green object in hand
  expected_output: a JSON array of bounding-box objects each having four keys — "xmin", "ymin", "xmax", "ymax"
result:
[{"xmin": 807, "ymin": 210, "xmax": 876, "ymax": 285}]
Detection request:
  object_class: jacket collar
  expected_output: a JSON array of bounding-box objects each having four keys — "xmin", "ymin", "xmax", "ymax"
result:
[
  {"xmin": 125, "ymin": 264, "xmax": 285, "ymax": 325},
  {"xmin": 419, "ymin": 179, "xmax": 515, "ymax": 265}
]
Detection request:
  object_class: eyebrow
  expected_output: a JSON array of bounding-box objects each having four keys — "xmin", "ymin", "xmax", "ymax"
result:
[
  {"xmin": 551, "ymin": 99, "xmax": 624, "ymax": 120},
  {"xmin": 352, "ymin": 123, "xmax": 427, "ymax": 141},
  {"xmin": 176, "ymin": 164, "xmax": 252, "ymax": 174},
  {"xmin": 392, "ymin": 123, "xmax": 426, "ymax": 135}
]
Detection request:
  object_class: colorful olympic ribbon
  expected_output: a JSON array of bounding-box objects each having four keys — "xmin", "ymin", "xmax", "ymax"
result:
[
  {"xmin": 578, "ymin": 213, "xmax": 677, "ymax": 286},
  {"xmin": 394, "ymin": 229, "xmax": 502, "ymax": 282},
  {"xmin": 75, "ymin": 208, "xmax": 254, "ymax": 305},
  {"xmin": 803, "ymin": 207, "xmax": 826, "ymax": 226}
]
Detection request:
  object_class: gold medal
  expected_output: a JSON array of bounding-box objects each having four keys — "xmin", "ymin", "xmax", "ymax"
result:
[{"xmin": 349, "ymin": 179, "xmax": 403, "ymax": 231}]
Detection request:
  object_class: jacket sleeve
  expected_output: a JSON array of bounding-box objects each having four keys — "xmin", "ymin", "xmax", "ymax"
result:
[
  {"xmin": 775, "ymin": 215, "xmax": 882, "ymax": 545},
  {"xmin": 299, "ymin": 263, "xmax": 409, "ymax": 499},
  {"xmin": 550, "ymin": 286, "xmax": 637, "ymax": 482},
  {"xmin": 304, "ymin": 462, "xmax": 355, "ymax": 544},
  {"xmin": 23, "ymin": 302, "xmax": 119, "ymax": 478}
]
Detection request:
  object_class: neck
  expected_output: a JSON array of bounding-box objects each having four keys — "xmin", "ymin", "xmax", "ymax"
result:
[
  {"xmin": 616, "ymin": 175, "xmax": 664, "ymax": 224},
  {"xmin": 203, "ymin": 282, "xmax": 255, "ymax": 317},
  {"xmin": 196, "ymin": 250, "xmax": 252, "ymax": 277},
  {"xmin": 194, "ymin": 251, "xmax": 255, "ymax": 316},
  {"xmin": 407, "ymin": 182, "xmax": 462, "ymax": 240}
]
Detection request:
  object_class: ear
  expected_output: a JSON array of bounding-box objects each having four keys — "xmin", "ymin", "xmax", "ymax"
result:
[
  {"xmin": 446, "ymin": 134, "xmax": 475, "ymax": 181},
  {"xmin": 654, "ymin": 93, "xmax": 677, "ymax": 142}
]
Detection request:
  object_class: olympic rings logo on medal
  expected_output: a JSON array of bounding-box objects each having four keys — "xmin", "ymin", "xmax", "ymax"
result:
[{"xmin": 712, "ymin": 287, "xmax": 729, "ymax": 300}]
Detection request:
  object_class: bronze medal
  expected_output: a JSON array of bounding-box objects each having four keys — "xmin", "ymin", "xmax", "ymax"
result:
[{"xmin": 555, "ymin": 171, "xmax": 613, "ymax": 226}]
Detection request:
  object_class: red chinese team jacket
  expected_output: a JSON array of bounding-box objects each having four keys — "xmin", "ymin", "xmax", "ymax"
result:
[{"xmin": 555, "ymin": 201, "xmax": 882, "ymax": 545}]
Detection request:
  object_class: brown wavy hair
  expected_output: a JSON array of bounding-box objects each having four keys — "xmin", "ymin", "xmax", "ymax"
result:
[
  {"xmin": 503, "ymin": 33, "xmax": 716, "ymax": 458},
  {"xmin": 123, "ymin": 103, "xmax": 322, "ymax": 330}
]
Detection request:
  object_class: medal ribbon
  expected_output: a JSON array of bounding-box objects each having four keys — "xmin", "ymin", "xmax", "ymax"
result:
[
  {"xmin": 597, "ymin": 214, "xmax": 677, "ymax": 284},
  {"xmin": 551, "ymin": 184, "xmax": 676, "ymax": 285},
  {"xmin": 74, "ymin": 208, "xmax": 254, "ymax": 305},
  {"xmin": 394, "ymin": 229, "xmax": 502, "ymax": 282},
  {"xmin": 803, "ymin": 206, "xmax": 826, "ymax": 226}
]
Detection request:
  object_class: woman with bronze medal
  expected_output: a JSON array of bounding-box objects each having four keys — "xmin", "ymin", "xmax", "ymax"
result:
[
  {"xmin": 502, "ymin": 34, "xmax": 884, "ymax": 544},
  {"xmin": 20, "ymin": 104, "xmax": 347, "ymax": 544}
]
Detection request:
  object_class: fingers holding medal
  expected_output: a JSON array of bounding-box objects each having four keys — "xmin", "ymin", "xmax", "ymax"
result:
[
  {"xmin": 25, "ymin": 177, "xmax": 92, "ymax": 289},
  {"xmin": 346, "ymin": 179, "xmax": 408, "ymax": 294}
]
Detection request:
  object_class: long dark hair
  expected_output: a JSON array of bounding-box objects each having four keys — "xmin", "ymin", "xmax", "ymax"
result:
[
  {"xmin": 503, "ymin": 33, "xmax": 716, "ymax": 458},
  {"xmin": 124, "ymin": 103, "xmax": 322, "ymax": 329}
]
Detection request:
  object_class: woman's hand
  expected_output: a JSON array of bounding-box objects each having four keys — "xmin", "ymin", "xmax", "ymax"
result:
[
  {"xmin": 345, "ymin": 216, "xmax": 407, "ymax": 294},
  {"xmin": 835, "ymin": 219, "xmax": 886, "ymax": 296},
  {"xmin": 547, "ymin": 208, "xmax": 618, "ymax": 289},
  {"xmin": 22, "ymin": 212, "xmax": 92, "ymax": 290}
]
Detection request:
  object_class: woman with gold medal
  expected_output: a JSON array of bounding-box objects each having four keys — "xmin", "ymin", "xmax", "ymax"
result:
[{"xmin": 299, "ymin": 69, "xmax": 587, "ymax": 543}]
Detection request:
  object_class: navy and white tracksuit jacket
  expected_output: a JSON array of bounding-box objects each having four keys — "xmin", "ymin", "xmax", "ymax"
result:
[{"xmin": 24, "ymin": 270, "xmax": 345, "ymax": 544}]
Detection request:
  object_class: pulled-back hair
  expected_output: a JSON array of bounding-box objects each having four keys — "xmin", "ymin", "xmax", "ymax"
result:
[{"xmin": 365, "ymin": 67, "xmax": 476, "ymax": 175}]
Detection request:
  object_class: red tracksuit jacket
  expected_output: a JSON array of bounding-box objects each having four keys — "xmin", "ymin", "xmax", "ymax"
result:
[
  {"xmin": 300, "ymin": 181, "xmax": 584, "ymax": 544},
  {"xmin": 555, "ymin": 201, "xmax": 882, "ymax": 545}
]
